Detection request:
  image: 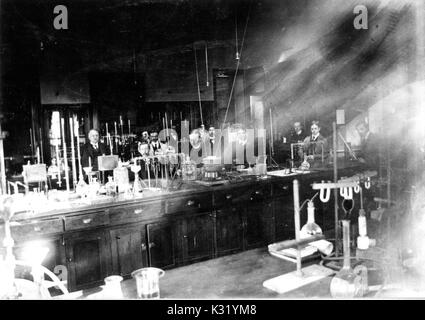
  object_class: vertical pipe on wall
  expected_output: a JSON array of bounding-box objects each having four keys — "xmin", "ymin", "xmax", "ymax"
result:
[{"xmin": 333, "ymin": 121, "xmax": 339, "ymax": 256}]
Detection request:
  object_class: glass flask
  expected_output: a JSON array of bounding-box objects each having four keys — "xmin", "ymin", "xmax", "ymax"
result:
[
  {"xmin": 76, "ymin": 177, "xmax": 89, "ymax": 198},
  {"xmin": 300, "ymin": 201, "xmax": 322, "ymax": 238}
]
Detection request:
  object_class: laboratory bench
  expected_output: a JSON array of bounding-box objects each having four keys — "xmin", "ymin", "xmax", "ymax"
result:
[{"xmin": 0, "ymin": 164, "xmax": 362, "ymax": 293}]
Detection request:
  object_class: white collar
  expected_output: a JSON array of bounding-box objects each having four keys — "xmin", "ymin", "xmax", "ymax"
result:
[{"xmin": 312, "ymin": 133, "xmax": 319, "ymax": 140}]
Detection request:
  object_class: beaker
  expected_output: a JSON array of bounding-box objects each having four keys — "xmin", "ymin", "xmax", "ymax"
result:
[
  {"xmin": 131, "ymin": 267, "xmax": 165, "ymax": 299},
  {"xmin": 103, "ymin": 275, "xmax": 124, "ymax": 299}
]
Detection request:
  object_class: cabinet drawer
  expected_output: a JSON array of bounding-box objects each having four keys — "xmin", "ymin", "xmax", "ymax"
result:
[
  {"xmin": 109, "ymin": 201, "xmax": 164, "ymax": 225},
  {"xmin": 166, "ymin": 194, "xmax": 212, "ymax": 214},
  {"xmin": 214, "ymin": 184, "xmax": 271, "ymax": 207},
  {"xmin": 64, "ymin": 212, "xmax": 110, "ymax": 231},
  {"xmin": 9, "ymin": 218, "xmax": 64, "ymax": 240}
]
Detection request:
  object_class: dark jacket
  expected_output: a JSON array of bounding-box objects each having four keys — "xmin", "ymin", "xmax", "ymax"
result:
[
  {"xmin": 358, "ymin": 132, "xmax": 379, "ymax": 169},
  {"xmin": 290, "ymin": 130, "xmax": 307, "ymax": 144},
  {"xmin": 149, "ymin": 141, "xmax": 162, "ymax": 155},
  {"xmin": 81, "ymin": 142, "xmax": 108, "ymax": 171},
  {"xmin": 303, "ymin": 134, "xmax": 328, "ymax": 161}
]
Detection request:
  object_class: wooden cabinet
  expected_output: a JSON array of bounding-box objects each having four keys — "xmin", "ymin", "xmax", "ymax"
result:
[
  {"xmin": 243, "ymin": 201, "xmax": 273, "ymax": 249},
  {"xmin": 272, "ymin": 197, "xmax": 295, "ymax": 241},
  {"xmin": 2, "ymin": 170, "xmax": 360, "ymax": 292},
  {"xmin": 110, "ymin": 225, "xmax": 148, "ymax": 277},
  {"xmin": 146, "ymin": 222, "xmax": 177, "ymax": 269},
  {"xmin": 178, "ymin": 212, "xmax": 215, "ymax": 264},
  {"xmin": 64, "ymin": 230, "xmax": 111, "ymax": 291},
  {"xmin": 215, "ymin": 207, "xmax": 243, "ymax": 257}
]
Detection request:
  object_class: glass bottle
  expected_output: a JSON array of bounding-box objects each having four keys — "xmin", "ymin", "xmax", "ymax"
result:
[
  {"xmin": 105, "ymin": 176, "xmax": 117, "ymax": 197},
  {"xmin": 89, "ymin": 177, "xmax": 100, "ymax": 198},
  {"xmin": 300, "ymin": 201, "xmax": 322, "ymax": 238}
]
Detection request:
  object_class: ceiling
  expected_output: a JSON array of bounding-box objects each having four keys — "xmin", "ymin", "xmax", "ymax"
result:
[{"xmin": 1, "ymin": 0, "xmax": 308, "ymax": 70}]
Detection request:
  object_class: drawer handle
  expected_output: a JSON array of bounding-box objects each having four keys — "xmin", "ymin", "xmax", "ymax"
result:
[
  {"xmin": 226, "ymin": 194, "xmax": 232, "ymax": 199},
  {"xmin": 34, "ymin": 226, "xmax": 41, "ymax": 232},
  {"xmin": 186, "ymin": 200, "xmax": 195, "ymax": 206},
  {"xmin": 82, "ymin": 218, "xmax": 92, "ymax": 224},
  {"xmin": 282, "ymin": 185, "xmax": 289, "ymax": 190},
  {"xmin": 134, "ymin": 209, "xmax": 143, "ymax": 215}
]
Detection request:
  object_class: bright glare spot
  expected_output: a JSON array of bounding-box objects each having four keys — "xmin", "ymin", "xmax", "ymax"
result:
[{"xmin": 21, "ymin": 241, "xmax": 49, "ymax": 266}]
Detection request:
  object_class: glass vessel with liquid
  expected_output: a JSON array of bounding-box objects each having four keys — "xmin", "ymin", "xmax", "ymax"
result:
[{"xmin": 300, "ymin": 201, "xmax": 322, "ymax": 238}]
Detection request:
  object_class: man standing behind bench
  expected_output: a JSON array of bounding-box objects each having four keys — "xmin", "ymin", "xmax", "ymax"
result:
[{"xmin": 81, "ymin": 129, "xmax": 108, "ymax": 172}]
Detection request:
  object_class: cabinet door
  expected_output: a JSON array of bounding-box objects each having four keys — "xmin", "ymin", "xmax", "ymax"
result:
[
  {"xmin": 65, "ymin": 231, "xmax": 111, "ymax": 292},
  {"xmin": 146, "ymin": 222, "xmax": 177, "ymax": 269},
  {"xmin": 180, "ymin": 212, "xmax": 214, "ymax": 264},
  {"xmin": 215, "ymin": 207, "xmax": 243, "ymax": 257},
  {"xmin": 273, "ymin": 197, "xmax": 295, "ymax": 242},
  {"xmin": 110, "ymin": 225, "xmax": 148, "ymax": 277},
  {"xmin": 243, "ymin": 202, "xmax": 273, "ymax": 249}
]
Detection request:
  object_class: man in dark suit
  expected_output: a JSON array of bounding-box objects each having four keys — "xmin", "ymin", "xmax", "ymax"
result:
[
  {"xmin": 81, "ymin": 129, "xmax": 108, "ymax": 171},
  {"xmin": 356, "ymin": 121, "xmax": 379, "ymax": 169},
  {"xmin": 289, "ymin": 121, "xmax": 307, "ymax": 164},
  {"xmin": 290, "ymin": 121, "xmax": 307, "ymax": 144},
  {"xmin": 303, "ymin": 120, "xmax": 328, "ymax": 165},
  {"xmin": 149, "ymin": 131, "xmax": 162, "ymax": 155}
]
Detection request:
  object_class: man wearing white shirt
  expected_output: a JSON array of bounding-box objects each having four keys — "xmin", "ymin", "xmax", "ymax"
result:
[
  {"xmin": 303, "ymin": 120, "xmax": 328, "ymax": 163},
  {"xmin": 149, "ymin": 131, "xmax": 162, "ymax": 155}
]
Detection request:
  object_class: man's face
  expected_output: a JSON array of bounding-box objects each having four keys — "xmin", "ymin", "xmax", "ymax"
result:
[
  {"xmin": 150, "ymin": 132, "xmax": 158, "ymax": 142},
  {"xmin": 142, "ymin": 132, "xmax": 149, "ymax": 139},
  {"xmin": 294, "ymin": 123, "xmax": 302, "ymax": 133},
  {"xmin": 311, "ymin": 124, "xmax": 320, "ymax": 136},
  {"xmin": 89, "ymin": 131, "xmax": 99, "ymax": 144},
  {"xmin": 209, "ymin": 127, "xmax": 215, "ymax": 138}
]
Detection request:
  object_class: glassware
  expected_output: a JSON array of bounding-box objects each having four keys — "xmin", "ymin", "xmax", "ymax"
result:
[
  {"xmin": 88, "ymin": 177, "xmax": 100, "ymax": 198},
  {"xmin": 105, "ymin": 176, "xmax": 117, "ymax": 197},
  {"xmin": 130, "ymin": 165, "xmax": 143, "ymax": 193},
  {"xmin": 300, "ymin": 201, "xmax": 322, "ymax": 238},
  {"xmin": 330, "ymin": 220, "xmax": 368, "ymax": 298},
  {"xmin": 182, "ymin": 157, "xmax": 196, "ymax": 181},
  {"xmin": 131, "ymin": 267, "xmax": 164, "ymax": 299},
  {"xmin": 103, "ymin": 275, "xmax": 124, "ymax": 299}
]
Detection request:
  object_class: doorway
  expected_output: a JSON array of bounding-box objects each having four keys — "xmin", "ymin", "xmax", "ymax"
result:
[{"xmin": 41, "ymin": 105, "xmax": 91, "ymax": 168}]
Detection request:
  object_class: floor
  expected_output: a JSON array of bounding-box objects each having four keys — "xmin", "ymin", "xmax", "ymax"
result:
[{"xmin": 73, "ymin": 248, "xmax": 340, "ymax": 299}]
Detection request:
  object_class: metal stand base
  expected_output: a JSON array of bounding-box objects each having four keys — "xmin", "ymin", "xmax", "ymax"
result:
[{"xmin": 263, "ymin": 264, "xmax": 335, "ymax": 294}]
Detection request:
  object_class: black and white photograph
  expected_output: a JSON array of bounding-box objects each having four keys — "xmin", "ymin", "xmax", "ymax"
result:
[{"xmin": 1, "ymin": 0, "xmax": 425, "ymax": 305}]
